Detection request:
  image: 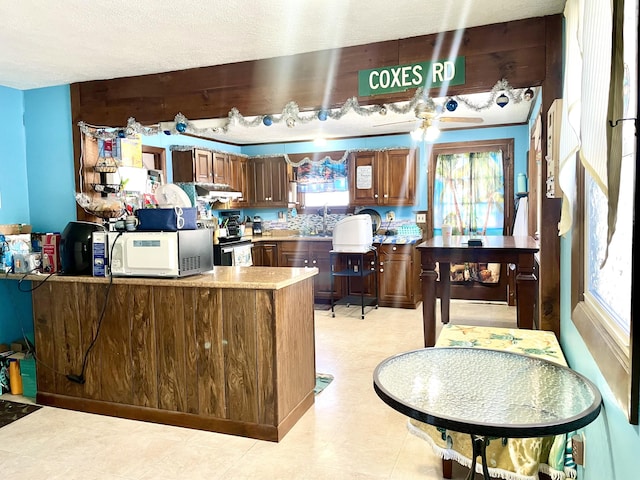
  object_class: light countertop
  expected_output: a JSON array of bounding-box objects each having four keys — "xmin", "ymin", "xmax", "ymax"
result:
[{"xmin": 5, "ymin": 266, "xmax": 318, "ymax": 290}]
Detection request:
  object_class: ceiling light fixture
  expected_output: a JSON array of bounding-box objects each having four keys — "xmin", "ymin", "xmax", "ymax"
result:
[{"xmin": 411, "ymin": 119, "xmax": 440, "ymax": 142}]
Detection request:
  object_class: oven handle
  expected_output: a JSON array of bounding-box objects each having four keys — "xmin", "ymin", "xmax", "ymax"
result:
[{"xmin": 221, "ymin": 244, "xmax": 254, "ymax": 254}]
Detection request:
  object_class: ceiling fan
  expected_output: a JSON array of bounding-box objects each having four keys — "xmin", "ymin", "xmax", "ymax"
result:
[{"xmin": 375, "ymin": 97, "xmax": 483, "ymax": 140}]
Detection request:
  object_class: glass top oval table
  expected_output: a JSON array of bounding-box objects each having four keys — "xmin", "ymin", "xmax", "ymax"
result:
[{"xmin": 373, "ymin": 347, "xmax": 602, "ymax": 480}]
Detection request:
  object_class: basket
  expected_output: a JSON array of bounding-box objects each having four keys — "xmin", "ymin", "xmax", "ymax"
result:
[{"xmin": 0, "ymin": 224, "xmax": 32, "ymax": 235}]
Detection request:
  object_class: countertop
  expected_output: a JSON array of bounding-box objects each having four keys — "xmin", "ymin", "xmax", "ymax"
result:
[{"xmin": 6, "ymin": 266, "xmax": 318, "ymax": 290}]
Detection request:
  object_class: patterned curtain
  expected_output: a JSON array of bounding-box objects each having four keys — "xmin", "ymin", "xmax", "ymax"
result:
[
  {"xmin": 296, "ymin": 157, "xmax": 348, "ymax": 193},
  {"xmin": 434, "ymin": 151, "xmax": 505, "ymax": 235}
]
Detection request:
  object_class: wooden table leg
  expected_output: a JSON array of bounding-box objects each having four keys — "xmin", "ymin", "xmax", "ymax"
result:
[
  {"xmin": 515, "ymin": 253, "xmax": 537, "ymax": 330},
  {"xmin": 420, "ymin": 258, "xmax": 438, "ymax": 347},
  {"xmin": 440, "ymin": 261, "xmax": 451, "ymax": 325}
]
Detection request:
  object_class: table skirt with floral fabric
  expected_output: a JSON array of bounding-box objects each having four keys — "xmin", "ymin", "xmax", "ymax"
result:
[{"xmin": 408, "ymin": 324, "xmax": 576, "ymax": 480}]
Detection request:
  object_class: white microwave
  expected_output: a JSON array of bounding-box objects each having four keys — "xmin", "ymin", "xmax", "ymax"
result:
[{"xmin": 105, "ymin": 230, "xmax": 213, "ymax": 277}]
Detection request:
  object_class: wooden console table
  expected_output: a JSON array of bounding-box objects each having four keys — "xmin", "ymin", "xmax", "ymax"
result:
[{"xmin": 416, "ymin": 235, "xmax": 539, "ymax": 347}]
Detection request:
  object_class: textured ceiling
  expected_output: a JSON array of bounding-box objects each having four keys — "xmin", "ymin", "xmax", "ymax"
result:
[{"xmin": 0, "ymin": 0, "xmax": 565, "ymax": 143}]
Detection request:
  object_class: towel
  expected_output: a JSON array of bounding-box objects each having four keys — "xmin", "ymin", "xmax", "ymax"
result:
[{"xmin": 232, "ymin": 244, "xmax": 253, "ymax": 266}]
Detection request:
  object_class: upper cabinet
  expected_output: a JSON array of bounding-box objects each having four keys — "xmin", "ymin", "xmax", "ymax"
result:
[
  {"xmin": 229, "ymin": 154, "xmax": 250, "ymax": 208},
  {"xmin": 349, "ymin": 148, "xmax": 417, "ymax": 206},
  {"xmin": 172, "ymin": 148, "xmax": 232, "ymax": 185},
  {"xmin": 249, "ymin": 157, "xmax": 288, "ymax": 207}
]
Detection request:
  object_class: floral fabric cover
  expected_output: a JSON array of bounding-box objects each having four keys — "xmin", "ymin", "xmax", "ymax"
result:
[{"xmin": 409, "ymin": 324, "xmax": 576, "ymax": 480}]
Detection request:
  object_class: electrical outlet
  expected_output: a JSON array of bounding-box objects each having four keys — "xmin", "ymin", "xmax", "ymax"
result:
[
  {"xmin": 572, "ymin": 433, "xmax": 584, "ymax": 466},
  {"xmin": 386, "ymin": 211, "xmax": 395, "ymax": 222},
  {"xmin": 416, "ymin": 213, "xmax": 426, "ymax": 223}
]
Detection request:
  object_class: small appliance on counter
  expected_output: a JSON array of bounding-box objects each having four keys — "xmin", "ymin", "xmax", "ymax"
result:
[
  {"xmin": 61, "ymin": 221, "xmax": 106, "ymax": 275},
  {"xmin": 105, "ymin": 229, "xmax": 213, "ymax": 278},
  {"xmin": 252, "ymin": 216, "xmax": 263, "ymax": 236},
  {"xmin": 332, "ymin": 215, "xmax": 373, "ymax": 253}
]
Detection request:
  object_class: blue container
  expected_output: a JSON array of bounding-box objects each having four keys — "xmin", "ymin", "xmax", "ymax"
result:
[{"xmin": 136, "ymin": 207, "xmax": 197, "ymax": 231}]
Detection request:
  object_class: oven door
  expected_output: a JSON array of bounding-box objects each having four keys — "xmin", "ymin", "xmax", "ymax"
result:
[{"xmin": 214, "ymin": 240, "xmax": 253, "ymax": 266}]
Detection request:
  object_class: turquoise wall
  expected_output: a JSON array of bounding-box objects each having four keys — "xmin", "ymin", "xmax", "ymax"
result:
[
  {"xmin": 2, "ymin": 84, "xmax": 638, "ymax": 478},
  {"xmin": 560, "ymin": 234, "xmax": 640, "ymax": 479}
]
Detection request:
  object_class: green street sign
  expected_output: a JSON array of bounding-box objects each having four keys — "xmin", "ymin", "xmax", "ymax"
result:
[{"xmin": 358, "ymin": 57, "xmax": 465, "ymax": 96}]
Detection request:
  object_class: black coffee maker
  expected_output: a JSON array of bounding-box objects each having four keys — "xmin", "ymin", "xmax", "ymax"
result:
[{"xmin": 253, "ymin": 215, "xmax": 263, "ymax": 235}]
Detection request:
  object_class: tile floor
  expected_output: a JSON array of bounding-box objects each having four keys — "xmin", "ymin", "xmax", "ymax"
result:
[{"xmin": 0, "ymin": 300, "xmax": 516, "ymax": 479}]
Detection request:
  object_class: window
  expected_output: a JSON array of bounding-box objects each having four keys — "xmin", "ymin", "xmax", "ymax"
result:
[
  {"xmin": 571, "ymin": 0, "xmax": 638, "ymax": 424},
  {"xmin": 429, "ymin": 139, "xmax": 514, "ymax": 235}
]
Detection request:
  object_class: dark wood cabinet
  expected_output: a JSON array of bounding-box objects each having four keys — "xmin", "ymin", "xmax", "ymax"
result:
[
  {"xmin": 349, "ymin": 149, "xmax": 417, "ymax": 206},
  {"xmin": 377, "ymin": 243, "xmax": 421, "ymax": 308},
  {"xmin": 172, "ymin": 148, "xmax": 231, "ymax": 184},
  {"xmin": 252, "ymin": 241, "xmax": 278, "ymax": 267},
  {"xmin": 249, "ymin": 157, "xmax": 288, "ymax": 207},
  {"xmin": 278, "ymin": 240, "xmax": 337, "ymax": 301},
  {"xmin": 212, "ymin": 151, "xmax": 231, "ymax": 185},
  {"xmin": 229, "ymin": 155, "xmax": 250, "ymax": 208}
]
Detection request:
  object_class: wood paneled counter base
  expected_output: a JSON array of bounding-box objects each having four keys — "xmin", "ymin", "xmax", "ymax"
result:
[{"xmin": 25, "ymin": 267, "xmax": 317, "ymax": 442}]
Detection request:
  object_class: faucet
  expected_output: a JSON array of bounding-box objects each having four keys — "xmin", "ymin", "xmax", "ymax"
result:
[
  {"xmin": 317, "ymin": 204, "xmax": 330, "ymax": 235},
  {"xmin": 322, "ymin": 204, "xmax": 328, "ymax": 235}
]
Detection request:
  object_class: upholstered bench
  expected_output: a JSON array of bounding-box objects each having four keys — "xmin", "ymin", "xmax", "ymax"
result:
[{"xmin": 408, "ymin": 324, "xmax": 576, "ymax": 480}]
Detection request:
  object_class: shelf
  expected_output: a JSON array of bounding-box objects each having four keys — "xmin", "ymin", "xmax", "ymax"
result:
[
  {"xmin": 329, "ymin": 249, "xmax": 378, "ymax": 319},
  {"xmin": 332, "ymin": 295, "xmax": 378, "ymax": 308}
]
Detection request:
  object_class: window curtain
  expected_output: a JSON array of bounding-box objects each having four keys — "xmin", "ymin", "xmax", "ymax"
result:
[
  {"xmin": 295, "ymin": 155, "xmax": 348, "ymax": 193},
  {"xmin": 434, "ymin": 151, "xmax": 505, "ymax": 235},
  {"xmin": 558, "ymin": 0, "xmax": 625, "ymax": 262}
]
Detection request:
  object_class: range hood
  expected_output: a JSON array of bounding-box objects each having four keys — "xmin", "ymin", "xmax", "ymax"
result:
[{"xmin": 195, "ymin": 183, "xmax": 244, "ymax": 203}]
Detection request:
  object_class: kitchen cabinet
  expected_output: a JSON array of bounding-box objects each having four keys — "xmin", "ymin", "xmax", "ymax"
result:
[
  {"xmin": 252, "ymin": 241, "xmax": 278, "ymax": 267},
  {"xmin": 249, "ymin": 157, "xmax": 288, "ymax": 207},
  {"xmin": 349, "ymin": 149, "xmax": 417, "ymax": 206},
  {"xmin": 377, "ymin": 243, "xmax": 421, "ymax": 308},
  {"xmin": 172, "ymin": 148, "xmax": 231, "ymax": 184},
  {"xmin": 212, "ymin": 151, "xmax": 231, "ymax": 185},
  {"xmin": 229, "ymin": 155, "xmax": 250, "ymax": 208},
  {"xmin": 278, "ymin": 240, "xmax": 337, "ymax": 301}
]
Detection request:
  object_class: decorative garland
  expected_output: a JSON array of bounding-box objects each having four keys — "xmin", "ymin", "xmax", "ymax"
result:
[{"xmin": 78, "ymin": 79, "xmax": 532, "ymax": 142}]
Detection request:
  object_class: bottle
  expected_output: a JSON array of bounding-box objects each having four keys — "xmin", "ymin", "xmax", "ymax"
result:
[{"xmin": 9, "ymin": 359, "xmax": 23, "ymax": 395}]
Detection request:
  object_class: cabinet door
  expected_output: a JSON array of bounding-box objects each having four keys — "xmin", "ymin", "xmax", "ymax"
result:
[
  {"xmin": 212, "ymin": 152, "xmax": 230, "ymax": 185},
  {"xmin": 172, "ymin": 150, "xmax": 197, "ymax": 182},
  {"xmin": 194, "ymin": 149, "xmax": 213, "ymax": 183},
  {"xmin": 380, "ymin": 149, "xmax": 416, "ymax": 205},
  {"xmin": 349, "ymin": 151, "xmax": 378, "ymax": 206},
  {"xmin": 309, "ymin": 241, "xmax": 340, "ymax": 301},
  {"xmin": 249, "ymin": 157, "xmax": 288, "ymax": 207},
  {"xmin": 278, "ymin": 241, "xmax": 309, "ymax": 268},
  {"xmin": 250, "ymin": 158, "xmax": 270, "ymax": 206},
  {"xmin": 269, "ymin": 157, "xmax": 289, "ymax": 206},
  {"xmin": 378, "ymin": 245, "xmax": 414, "ymax": 306},
  {"xmin": 230, "ymin": 156, "xmax": 249, "ymax": 208}
]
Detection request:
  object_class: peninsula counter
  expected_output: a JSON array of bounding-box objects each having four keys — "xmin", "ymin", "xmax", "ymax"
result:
[{"xmin": 17, "ymin": 266, "xmax": 318, "ymax": 442}]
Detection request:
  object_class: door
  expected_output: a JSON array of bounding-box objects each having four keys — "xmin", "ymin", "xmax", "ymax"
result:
[
  {"xmin": 378, "ymin": 245, "xmax": 413, "ymax": 305},
  {"xmin": 212, "ymin": 152, "xmax": 230, "ymax": 185}
]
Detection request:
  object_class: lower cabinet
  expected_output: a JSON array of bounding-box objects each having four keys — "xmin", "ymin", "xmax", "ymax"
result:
[
  {"xmin": 377, "ymin": 243, "xmax": 421, "ymax": 308},
  {"xmin": 277, "ymin": 240, "xmax": 337, "ymax": 302},
  {"xmin": 252, "ymin": 241, "xmax": 279, "ymax": 267},
  {"xmin": 267, "ymin": 239, "xmax": 421, "ymax": 308}
]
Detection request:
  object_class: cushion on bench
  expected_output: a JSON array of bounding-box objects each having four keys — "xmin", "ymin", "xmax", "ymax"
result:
[{"xmin": 408, "ymin": 324, "xmax": 576, "ymax": 480}]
